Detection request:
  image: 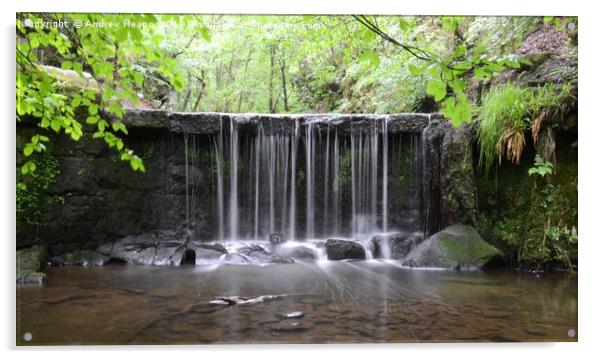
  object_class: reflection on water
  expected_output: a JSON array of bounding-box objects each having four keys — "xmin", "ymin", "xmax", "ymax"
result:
[{"xmin": 16, "ymin": 261, "xmax": 577, "ymax": 345}]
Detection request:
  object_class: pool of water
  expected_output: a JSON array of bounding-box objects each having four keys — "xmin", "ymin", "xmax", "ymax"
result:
[{"xmin": 16, "ymin": 261, "xmax": 577, "ymax": 345}]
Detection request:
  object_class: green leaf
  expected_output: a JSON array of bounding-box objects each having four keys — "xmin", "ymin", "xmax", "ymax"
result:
[
  {"xmin": 486, "ymin": 63, "xmax": 506, "ymax": 72},
  {"xmin": 88, "ymin": 104, "xmax": 99, "ymax": 115},
  {"xmin": 359, "ymin": 50, "xmax": 380, "ymax": 67},
  {"xmin": 398, "ymin": 18, "xmax": 409, "ymax": 32},
  {"xmin": 426, "ymin": 79, "xmax": 447, "ymax": 101},
  {"xmin": 86, "ymin": 116, "xmax": 99, "ymax": 124},
  {"xmin": 50, "ymin": 119, "xmax": 61, "ymax": 132},
  {"xmin": 71, "ymin": 97, "xmax": 82, "ymax": 107},
  {"xmin": 23, "ymin": 145, "xmax": 33, "ymax": 156},
  {"xmin": 21, "ymin": 160, "xmax": 36, "ymax": 175},
  {"xmin": 408, "ymin": 63, "xmax": 424, "ymax": 76},
  {"xmin": 474, "ymin": 67, "xmax": 492, "ymax": 80},
  {"xmin": 453, "ymin": 44, "xmax": 467, "ymax": 58},
  {"xmin": 61, "ymin": 61, "xmax": 73, "ymax": 70},
  {"xmin": 199, "ymin": 27, "xmax": 211, "ymax": 42}
]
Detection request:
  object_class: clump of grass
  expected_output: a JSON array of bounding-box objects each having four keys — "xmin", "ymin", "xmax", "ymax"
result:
[
  {"xmin": 478, "ymin": 83, "xmax": 575, "ymax": 174},
  {"xmin": 530, "ymin": 83, "xmax": 574, "ymax": 144},
  {"xmin": 478, "ymin": 84, "xmax": 530, "ymax": 174}
]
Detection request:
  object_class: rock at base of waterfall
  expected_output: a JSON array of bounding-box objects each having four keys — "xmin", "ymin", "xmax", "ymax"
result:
[
  {"xmin": 325, "ymin": 239, "xmax": 366, "ymax": 260},
  {"xmin": 190, "ymin": 242, "xmax": 227, "ymax": 265},
  {"xmin": 17, "ymin": 245, "xmax": 48, "ymax": 285},
  {"xmin": 220, "ymin": 253, "xmax": 251, "ymax": 265},
  {"xmin": 51, "ymin": 249, "xmax": 109, "ymax": 266},
  {"xmin": 402, "ymin": 224, "xmax": 503, "ymax": 269},
  {"xmin": 98, "ymin": 231, "xmax": 187, "ymax": 266},
  {"xmin": 275, "ymin": 245, "xmax": 318, "ymax": 260},
  {"xmin": 236, "ymin": 245, "xmax": 295, "ymax": 264},
  {"xmin": 371, "ymin": 233, "xmax": 421, "ymax": 259},
  {"xmin": 269, "ymin": 233, "xmax": 288, "ymax": 246}
]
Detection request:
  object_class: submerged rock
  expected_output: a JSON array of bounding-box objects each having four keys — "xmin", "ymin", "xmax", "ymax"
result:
[
  {"xmin": 371, "ymin": 233, "xmax": 421, "ymax": 259},
  {"xmin": 325, "ymin": 239, "xmax": 366, "ymax": 260},
  {"xmin": 17, "ymin": 245, "xmax": 48, "ymax": 285},
  {"xmin": 276, "ymin": 311, "xmax": 304, "ymax": 319},
  {"xmin": 402, "ymin": 224, "xmax": 503, "ymax": 269},
  {"xmin": 268, "ymin": 321, "xmax": 313, "ymax": 332},
  {"xmin": 51, "ymin": 249, "xmax": 108, "ymax": 266}
]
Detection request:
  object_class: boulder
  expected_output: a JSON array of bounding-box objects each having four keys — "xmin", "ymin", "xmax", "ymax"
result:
[
  {"xmin": 220, "ymin": 253, "xmax": 251, "ymax": 265},
  {"xmin": 17, "ymin": 245, "xmax": 48, "ymax": 285},
  {"xmin": 402, "ymin": 224, "xmax": 503, "ymax": 269},
  {"xmin": 276, "ymin": 245, "xmax": 318, "ymax": 260},
  {"xmin": 99, "ymin": 231, "xmax": 186, "ymax": 266},
  {"xmin": 190, "ymin": 242, "xmax": 228, "ymax": 265},
  {"xmin": 51, "ymin": 249, "xmax": 108, "ymax": 266},
  {"xmin": 269, "ymin": 233, "xmax": 287, "ymax": 246},
  {"xmin": 325, "ymin": 239, "xmax": 366, "ymax": 260},
  {"xmin": 371, "ymin": 233, "xmax": 420, "ymax": 259},
  {"xmin": 236, "ymin": 245, "xmax": 295, "ymax": 264}
]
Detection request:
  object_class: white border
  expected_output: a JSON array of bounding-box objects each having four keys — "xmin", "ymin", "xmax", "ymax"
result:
[{"xmin": 2, "ymin": 1, "xmax": 599, "ymax": 358}]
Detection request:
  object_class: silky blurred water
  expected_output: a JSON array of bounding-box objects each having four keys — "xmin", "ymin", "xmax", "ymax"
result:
[{"xmin": 16, "ymin": 261, "xmax": 577, "ymax": 345}]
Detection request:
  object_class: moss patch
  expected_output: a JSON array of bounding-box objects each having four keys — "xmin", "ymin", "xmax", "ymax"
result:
[
  {"xmin": 16, "ymin": 245, "xmax": 48, "ymax": 285},
  {"xmin": 439, "ymin": 232, "xmax": 501, "ymax": 265}
]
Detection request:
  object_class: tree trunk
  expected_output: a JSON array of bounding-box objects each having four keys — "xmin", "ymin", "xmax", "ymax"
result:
[
  {"xmin": 279, "ymin": 59, "xmax": 289, "ymax": 112},
  {"xmin": 268, "ymin": 44, "xmax": 276, "ymax": 113},
  {"xmin": 180, "ymin": 73, "xmax": 192, "ymax": 111},
  {"xmin": 192, "ymin": 70, "xmax": 206, "ymax": 112}
]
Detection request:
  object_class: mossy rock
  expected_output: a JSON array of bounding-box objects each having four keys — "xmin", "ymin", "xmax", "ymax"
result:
[
  {"xmin": 402, "ymin": 224, "xmax": 503, "ymax": 269},
  {"xmin": 51, "ymin": 249, "xmax": 108, "ymax": 266},
  {"xmin": 16, "ymin": 245, "xmax": 48, "ymax": 285}
]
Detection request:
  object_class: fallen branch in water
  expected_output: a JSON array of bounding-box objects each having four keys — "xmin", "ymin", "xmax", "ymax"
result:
[{"xmin": 210, "ymin": 294, "xmax": 288, "ymax": 306}]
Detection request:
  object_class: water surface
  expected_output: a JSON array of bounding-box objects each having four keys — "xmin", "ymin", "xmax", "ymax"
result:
[{"xmin": 16, "ymin": 261, "xmax": 577, "ymax": 345}]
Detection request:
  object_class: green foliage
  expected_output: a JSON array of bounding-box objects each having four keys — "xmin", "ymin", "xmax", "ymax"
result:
[
  {"xmin": 16, "ymin": 13, "xmax": 208, "ymax": 181},
  {"xmin": 477, "ymin": 83, "xmax": 575, "ymax": 173},
  {"xmin": 163, "ymin": 15, "xmax": 548, "ymax": 121},
  {"xmin": 465, "ymin": 17, "xmax": 541, "ymax": 55},
  {"xmin": 478, "ymin": 84, "xmax": 530, "ymax": 173},
  {"xmin": 16, "ymin": 151, "xmax": 64, "ymax": 226},
  {"xmin": 528, "ymin": 155, "xmax": 553, "ymax": 177},
  {"xmin": 477, "ymin": 153, "xmax": 577, "ymax": 270}
]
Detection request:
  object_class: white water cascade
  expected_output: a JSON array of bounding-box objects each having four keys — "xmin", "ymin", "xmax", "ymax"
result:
[{"xmin": 199, "ymin": 116, "xmax": 423, "ymax": 242}]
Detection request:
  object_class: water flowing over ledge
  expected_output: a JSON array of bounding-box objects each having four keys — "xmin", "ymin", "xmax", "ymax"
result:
[
  {"xmin": 119, "ymin": 109, "xmax": 439, "ymax": 134},
  {"xmin": 17, "ymin": 110, "xmax": 477, "ymax": 265}
]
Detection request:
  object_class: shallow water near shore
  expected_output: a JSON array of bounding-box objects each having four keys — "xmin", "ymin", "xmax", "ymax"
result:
[{"xmin": 16, "ymin": 261, "xmax": 577, "ymax": 345}]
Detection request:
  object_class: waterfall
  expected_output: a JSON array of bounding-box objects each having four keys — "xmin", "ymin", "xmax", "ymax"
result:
[
  {"xmin": 382, "ymin": 118, "xmax": 388, "ymax": 232},
  {"xmin": 215, "ymin": 123, "xmax": 225, "ymax": 241},
  {"xmin": 349, "ymin": 122, "xmax": 382, "ymax": 239},
  {"xmin": 323, "ymin": 124, "xmax": 331, "ymax": 235},
  {"xmin": 289, "ymin": 119, "xmax": 299, "ymax": 241},
  {"xmin": 228, "ymin": 118, "xmax": 239, "ymax": 240},
  {"xmin": 253, "ymin": 134, "xmax": 260, "ymax": 240},
  {"xmin": 305, "ymin": 122, "xmax": 316, "ymax": 238},
  {"xmin": 200, "ymin": 116, "xmax": 424, "ymax": 242},
  {"xmin": 333, "ymin": 130, "xmax": 341, "ymax": 235}
]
